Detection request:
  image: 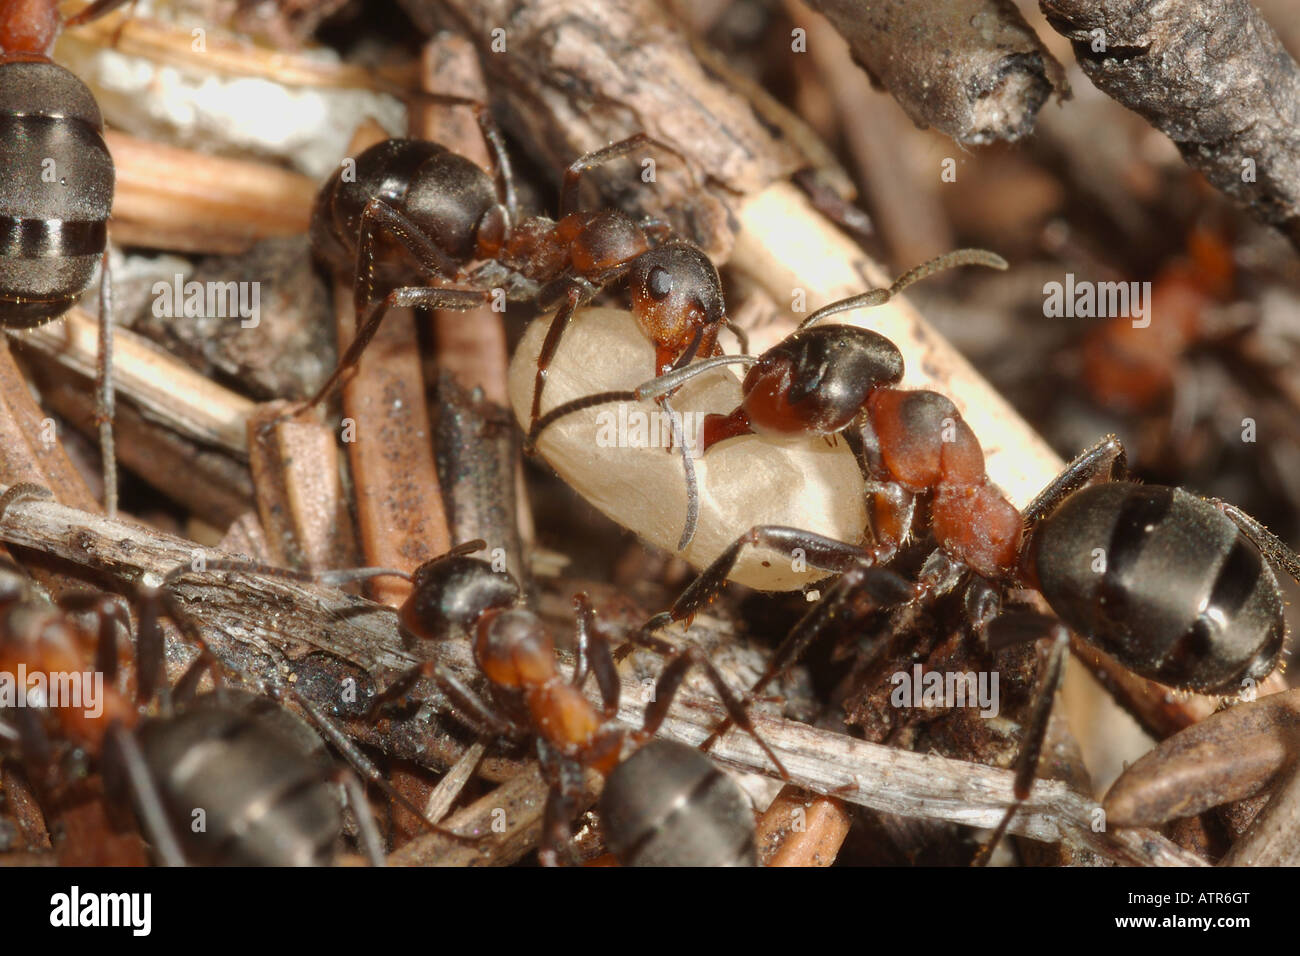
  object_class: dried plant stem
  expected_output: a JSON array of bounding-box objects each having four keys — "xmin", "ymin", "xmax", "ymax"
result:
[
  {"xmin": 1041, "ymin": 0, "xmax": 1300, "ymax": 248},
  {"xmin": 247, "ymin": 403, "xmax": 358, "ymax": 572},
  {"xmin": 106, "ymin": 131, "xmax": 316, "ymax": 254},
  {"xmin": 755, "ymin": 787, "xmax": 853, "ymax": 866},
  {"xmin": 800, "ymin": 0, "xmax": 1066, "ymax": 144},
  {"xmin": 64, "ymin": 10, "xmax": 419, "ymax": 90},
  {"xmin": 11, "ymin": 309, "xmax": 255, "ymax": 457},
  {"xmin": 1221, "ymin": 760, "xmax": 1300, "ymax": 866}
]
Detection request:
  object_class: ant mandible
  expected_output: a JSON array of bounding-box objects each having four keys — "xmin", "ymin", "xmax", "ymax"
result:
[{"xmin": 1, "ymin": 0, "xmax": 126, "ymax": 515}]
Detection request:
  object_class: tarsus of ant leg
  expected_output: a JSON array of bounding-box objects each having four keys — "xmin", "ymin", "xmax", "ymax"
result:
[
  {"xmin": 95, "ymin": 245, "xmax": 117, "ymax": 519},
  {"xmin": 661, "ymin": 394, "xmax": 699, "ymax": 550},
  {"xmin": 340, "ymin": 771, "xmax": 387, "ymax": 866},
  {"xmin": 797, "ymin": 249, "xmax": 1008, "ymax": 330}
]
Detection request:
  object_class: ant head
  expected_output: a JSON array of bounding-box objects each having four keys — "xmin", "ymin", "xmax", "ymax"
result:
[
  {"xmin": 740, "ymin": 325, "xmax": 904, "ymax": 436},
  {"xmin": 399, "ymin": 556, "xmax": 520, "ymax": 642},
  {"xmin": 627, "ymin": 241, "xmax": 726, "ymax": 373}
]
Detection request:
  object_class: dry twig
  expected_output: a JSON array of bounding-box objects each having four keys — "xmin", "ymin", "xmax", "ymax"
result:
[
  {"xmin": 801, "ymin": 0, "xmax": 1068, "ymax": 144},
  {"xmin": 1041, "ymin": 0, "xmax": 1300, "ymax": 247}
]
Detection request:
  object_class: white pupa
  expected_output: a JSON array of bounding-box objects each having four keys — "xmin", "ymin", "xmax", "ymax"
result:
[{"xmin": 508, "ymin": 307, "xmax": 868, "ymax": 590}]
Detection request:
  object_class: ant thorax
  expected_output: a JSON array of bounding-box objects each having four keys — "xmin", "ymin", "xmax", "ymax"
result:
[{"xmin": 509, "ymin": 305, "xmax": 866, "ymax": 590}]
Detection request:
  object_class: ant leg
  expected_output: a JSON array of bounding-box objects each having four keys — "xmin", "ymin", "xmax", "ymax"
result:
[
  {"xmin": 333, "ymin": 767, "xmax": 387, "ymax": 866},
  {"xmin": 792, "ymin": 167, "xmax": 874, "ymax": 243},
  {"xmin": 641, "ymin": 526, "xmax": 885, "ymax": 636},
  {"xmin": 798, "ymin": 249, "xmax": 1008, "ymax": 330},
  {"xmin": 54, "ymin": 590, "xmax": 130, "ymax": 682},
  {"xmin": 93, "ymin": 244, "xmax": 117, "ymax": 518},
  {"xmin": 303, "ymin": 283, "xmax": 490, "ymax": 414},
  {"xmin": 172, "ymin": 649, "xmax": 223, "ymax": 706},
  {"xmin": 104, "ymin": 724, "xmax": 187, "ymax": 867},
  {"xmin": 698, "ymin": 564, "xmax": 920, "ymax": 751},
  {"xmin": 289, "ymin": 689, "xmax": 483, "ymax": 846},
  {"xmin": 1021, "ymin": 435, "xmax": 1128, "ymax": 531},
  {"xmin": 1215, "ymin": 500, "xmax": 1300, "ymax": 585},
  {"xmin": 529, "ymin": 279, "xmax": 600, "ymax": 425},
  {"xmin": 559, "ymin": 133, "xmax": 693, "ymax": 217},
  {"xmin": 536, "ymin": 740, "xmax": 584, "ymax": 866},
  {"xmin": 972, "ymin": 611, "xmax": 1071, "ymax": 866},
  {"xmin": 721, "ymin": 318, "xmax": 749, "ymax": 355},
  {"xmin": 630, "ymin": 628, "xmax": 789, "ymax": 780},
  {"xmin": 369, "ymin": 660, "xmax": 518, "ymax": 740},
  {"xmin": 352, "ymin": 198, "xmax": 464, "ymax": 316},
  {"xmin": 572, "ymin": 593, "xmax": 620, "ymax": 718}
]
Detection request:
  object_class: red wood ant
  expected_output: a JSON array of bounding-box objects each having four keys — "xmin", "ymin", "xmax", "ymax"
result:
[
  {"xmin": 0, "ymin": 483, "xmax": 479, "ymax": 865},
  {"xmin": 305, "ymin": 542, "xmax": 783, "ymax": 865},
  {"xmin": 299, "ymin": 121, "xmax": 745, "ymax": 435},
  {"xmin": 530, "ymin": 247, "xmax": 1297, "ymax": 858},
  {"xmin": 1, "ymin": 0, "xmax": 126, "ymax": 515},
  {"xmin": 633, "ymin": 433, "xmax": 1294, "ymax": 861}
]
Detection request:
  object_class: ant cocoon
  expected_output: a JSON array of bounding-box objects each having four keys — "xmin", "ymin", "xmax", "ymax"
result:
[{"xmin": 509, "ymin": 307, "xmax": 866, "ymax": 590}]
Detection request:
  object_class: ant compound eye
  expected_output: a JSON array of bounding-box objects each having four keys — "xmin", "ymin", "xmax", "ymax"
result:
[{"xmin": 646, "ymin": 266, "xmax": 673, "ymax": 301}]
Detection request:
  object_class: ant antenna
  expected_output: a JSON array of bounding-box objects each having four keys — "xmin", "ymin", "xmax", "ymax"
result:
[{"xmin": 797, "ymin": 249, "xmax": 1008, "ymax": 330}]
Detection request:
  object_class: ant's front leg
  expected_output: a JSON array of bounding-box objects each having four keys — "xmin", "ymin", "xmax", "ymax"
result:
[
  {"xmin": 529, "ymin": 275, "xmax": 607, "ymax": 427},
  {"xmin": 626, "ymin": 626, "xmax": 789, "ymax": 780}
]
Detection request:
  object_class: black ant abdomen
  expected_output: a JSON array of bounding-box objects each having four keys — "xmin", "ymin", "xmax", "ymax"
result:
[
  {"xmin": 598, "ymin": 737, "xmax": 756, "ymax": 867},
  {"xmin": 123, "ymin": 691, "xmax": 345, "ymax": 867},
  {"xmin": 1032, "ymin": 481, "xmax": 1284, "ymax": 693},
  {"xmin": 0, "ymin": 52, "xmax": 114, "ymax": 329}
]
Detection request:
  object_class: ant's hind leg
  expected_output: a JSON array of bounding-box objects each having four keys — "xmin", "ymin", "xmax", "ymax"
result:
[
  {"xmin": 1022, "ymin": 435, "xmax": 1129, "ymax": 531},
  {"xmin": 1216, "ymin": 500, "xmax": 1300, "ymax": 585}
]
